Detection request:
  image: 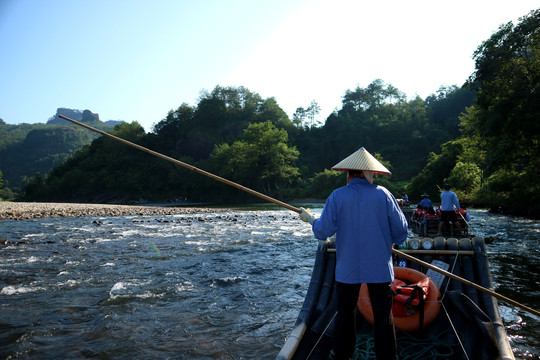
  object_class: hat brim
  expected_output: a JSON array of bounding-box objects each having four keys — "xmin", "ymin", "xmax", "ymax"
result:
[{"xmin": 331, "ymin": 147, "xmax": 391, "ymax": 175}]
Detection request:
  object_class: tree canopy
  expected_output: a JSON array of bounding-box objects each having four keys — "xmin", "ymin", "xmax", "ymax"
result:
[
  {"xmin": 211, "ymin": 121, "xmax": 300, "ymax": 198},
  {"xmin": 461, "ymin": 9, "xmax": 539, "ymax": 216}
]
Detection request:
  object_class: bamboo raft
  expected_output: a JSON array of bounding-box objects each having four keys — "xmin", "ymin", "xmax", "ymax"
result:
[
  {"xmin": 402, "ymin": 207, "xmax": 469, "ymax": 238},
  {"xmin": 277, "ymin": 236, "xmax": 514, "ymax": 360}
]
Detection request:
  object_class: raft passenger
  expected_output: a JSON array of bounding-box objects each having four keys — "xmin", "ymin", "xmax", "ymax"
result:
[
  {"xmin": 299, "ymin": 147, "xmax": 408, "ymax": 360},
  {"xmin": 437, "ymin": 184, "xmax": 462, "ymax": 236}
]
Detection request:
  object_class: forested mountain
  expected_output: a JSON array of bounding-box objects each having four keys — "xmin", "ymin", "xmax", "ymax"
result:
[
  {"xmin": 0, "ymin": 108, "xmax": 118, "ymax": 195},
  {"xmin": 19, "ymin": 83, "xmax": 474, "ymax": 204}
]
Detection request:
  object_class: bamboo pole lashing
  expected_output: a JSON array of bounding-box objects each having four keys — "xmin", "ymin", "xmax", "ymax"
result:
[{"xmin": 327, "ymin": 249, "xmax": 474, "ymax": 255}]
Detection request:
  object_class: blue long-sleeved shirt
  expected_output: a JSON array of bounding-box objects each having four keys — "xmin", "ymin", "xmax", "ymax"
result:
[
  {"xmin": 440, "ymin": 190, "xmax": 460, "ymax": 211},
  {"xmin": 312, "ymin": 177, "xmax": 408, "ymax": 284},
  {"xmin": 419, "ymin": 198, "xmax": 433, "ymax": 208}
]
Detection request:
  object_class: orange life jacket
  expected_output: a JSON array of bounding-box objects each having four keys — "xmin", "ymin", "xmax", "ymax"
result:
[
  {"xmin": 391, "ymin": 277, "xmax": 430, "ymax": 317},
  {"xmin": 358, "ymin": 267, "xmax": 441, "ymax": 332}
]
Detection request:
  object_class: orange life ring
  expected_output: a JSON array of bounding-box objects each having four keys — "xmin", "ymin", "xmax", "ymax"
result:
[{"xmin": 357, "ymin": 267, "xmax": 441, "ymax": 332}]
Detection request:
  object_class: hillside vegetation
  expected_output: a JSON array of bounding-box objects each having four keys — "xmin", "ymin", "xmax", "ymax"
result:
[
  {"xmin": 17, "ymin": 82, "xmax": 474, "ymax": 204},
  {"xmin": 0, "ymin": 109, "xmax": 117, "ymax": 196}
]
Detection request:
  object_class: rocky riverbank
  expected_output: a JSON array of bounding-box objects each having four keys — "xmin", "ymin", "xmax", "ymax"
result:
[{"xmin": 0, "ymin": 202, "xmax": 225, "ymax": 220}]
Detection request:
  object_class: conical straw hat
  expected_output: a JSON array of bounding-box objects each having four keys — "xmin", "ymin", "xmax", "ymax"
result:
[{"xmin": 331, "ymin": 147, "xmax": 391, "ymax": 175}]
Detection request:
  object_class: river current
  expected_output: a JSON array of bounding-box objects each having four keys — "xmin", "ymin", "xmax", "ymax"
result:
[{"xmin": 0, "ymin": 207, "xmax": 538, "ymax": 359}]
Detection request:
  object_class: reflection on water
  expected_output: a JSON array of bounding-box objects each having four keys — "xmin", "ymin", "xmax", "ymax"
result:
[{"xmin": 0, "ymin": 208, "xmax": 538, "ymax": 359}]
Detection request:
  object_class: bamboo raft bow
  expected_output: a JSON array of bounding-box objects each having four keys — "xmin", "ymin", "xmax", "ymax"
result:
[{"xmin": 60, "ymin": 114, "xmax": 540, "ymax": 318}]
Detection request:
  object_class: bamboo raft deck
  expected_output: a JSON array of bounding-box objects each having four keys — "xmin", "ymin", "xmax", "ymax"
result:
[{"xmin": 277, "ymin": 236, "xmax": 514, "ymax": 360}]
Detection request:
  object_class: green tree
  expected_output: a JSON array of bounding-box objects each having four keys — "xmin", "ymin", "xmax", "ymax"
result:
[
  {"xmin": 407, "ymin": 141, "xmax": 464, "ymax": 200},
  {"xmin": 152, "ymin": 103, "xmax": 195, "ymax": 152},
  {"xmin": 211, "ymin": 121, "xmax": 300, "ymax": 197},
  {"xmin": 445, "ymin": 161, "xmax": 482, "ymax": 195},
  {"xmin": 0, "ymin": 168, "xmax": 13, "ymax": 201},
  {"xmin": 342, "ymin": 79, "xmax": 406, "ymax": 111},
  {"xmin": 303, "ymin": 169, "xmax": 346, "ymax": 199},
  {"xmin": 292, "ymin": 107, "xmax": 306, "ymax": 128},
  {"xmin": 425, "ymin": 85, "xmax": 476, "ymax": 139},
  {"xmin": 292, "ymin": 100, "xmax": 321, "ymax": 129},
  {"xmin": 461, "ymin": 9, "xmax": 540, "ymax": 216},
  {"xmin": 21, "ymin": 173, "xmax": 46, "ymax": 200}
]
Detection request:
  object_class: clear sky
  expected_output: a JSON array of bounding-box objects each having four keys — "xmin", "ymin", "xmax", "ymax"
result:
[{"xmin": 1, "ymin": 0, "xmax": 538, "ymax": 132}]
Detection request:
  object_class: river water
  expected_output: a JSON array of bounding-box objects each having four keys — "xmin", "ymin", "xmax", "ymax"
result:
[{"xmin": 0, "ymin": 207, "xmax": 538, "ymax": 359}]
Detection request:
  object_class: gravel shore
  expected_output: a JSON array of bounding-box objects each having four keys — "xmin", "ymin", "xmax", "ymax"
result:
[{"xmin": 0, "ymin": 202, "xmax": 225, "ymax": 220}]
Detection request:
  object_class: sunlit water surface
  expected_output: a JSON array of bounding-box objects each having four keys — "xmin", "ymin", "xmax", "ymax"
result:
[{"xmin": 0, "ymin": 207, "xmax": 538, "ymax": 359}]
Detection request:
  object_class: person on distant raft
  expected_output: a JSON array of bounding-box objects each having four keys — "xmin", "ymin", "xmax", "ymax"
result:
[
  {"xmin": 419, "ymin": 193, "xmax": 433, "ymax": 210},
  {"xmin": 299, "ymin": 147, "xmax": 408, "ymax": 360},
  {"xmin": 403, "ymin": 194, "xmax": 409, "ymax": 205},
  {"xmin": 422, "ymin": 206, "xmax": 439, "ymax": 224},
  {"xmin": 437, "ymin": 183, "xmax": 462, "ymax": 236},
  {"xmin": 411, "ymin": 204, "xmax": 425, "ymax": 221}
]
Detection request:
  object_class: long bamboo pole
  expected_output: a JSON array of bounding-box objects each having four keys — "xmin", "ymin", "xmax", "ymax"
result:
[{"xmin": 60, "ymin": 114, "xmax": 540, "ymax": 317}]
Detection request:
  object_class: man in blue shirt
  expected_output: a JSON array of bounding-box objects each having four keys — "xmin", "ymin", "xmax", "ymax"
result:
[
  {"xmin": 419, "ymin": 193, "xmax": 432, "ymax": 209},
  {"xmin": 300, "ymin": 147, "xmax": 408, "ymax": 360},
  {"xmin": 437, "ymin": 184, "xmax": 462, "ymax": 236},
  {"xmin": 403, "ymin": 194, "xmax": 409, "ymax": 204}
]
